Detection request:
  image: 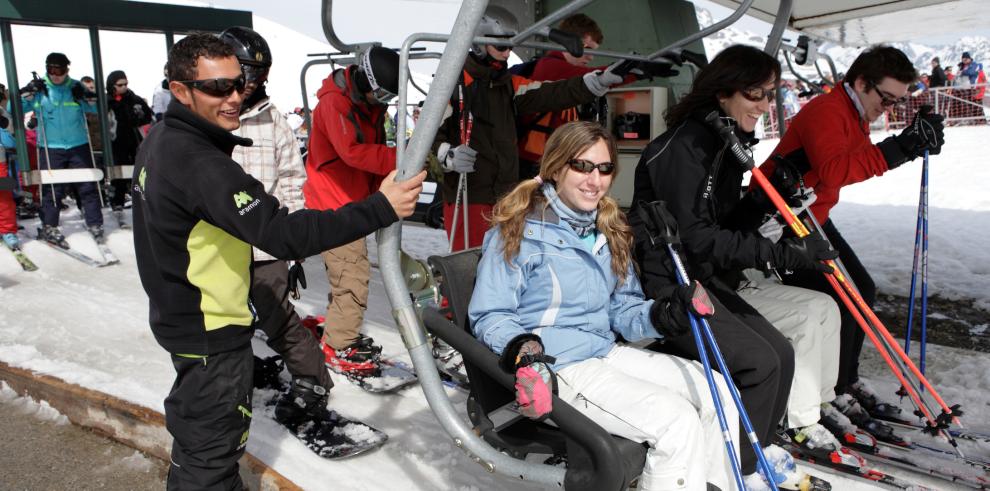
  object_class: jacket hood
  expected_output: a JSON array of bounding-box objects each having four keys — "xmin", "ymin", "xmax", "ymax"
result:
[
  {"xmin": 106, "ymin": 70, "xmax": 126, "ymax": 95},
  {"xmin": 164, "ymin": 98, "xmax": 252, "ymax": 154},
  {"xmin": 318, "ymin": 65, "xmax": 365, "ymax": 105}
]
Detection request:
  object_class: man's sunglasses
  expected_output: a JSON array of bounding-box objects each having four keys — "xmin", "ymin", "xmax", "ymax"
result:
[
  {"xmin": 871, "ymin": 86, "xmax": 907, "ymax": 107},
  {"xmin": 178, "ymin": 76, "xmax": 246, "ymax": 97},
  {"xmin": 46, "ymin": 64, "xmax": 67, "ymax": 76},
  {"xmin": 567, "ymin": 158, "xmax": 615, "ymax": 175},
  {"xmin": 740, "ymin": 86, "xmax": 776, "ymax": 103}
]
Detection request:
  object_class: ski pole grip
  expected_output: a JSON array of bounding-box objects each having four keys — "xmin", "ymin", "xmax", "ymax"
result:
[
  {"xmin": 635, "ymin": 200, "xmax": 680, "ymax": 248},
  {"xmin": 704, "ymin": 111, "xmax": 756, "ymax": 170}
]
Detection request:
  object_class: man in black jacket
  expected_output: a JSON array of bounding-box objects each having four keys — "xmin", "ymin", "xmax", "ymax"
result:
[
  {"xmin": 133, "ymin": 34, "xmax": 424, "ymax": 490},
  {"xmin": 929, "ymin": 57, "xmax": 947, "ymax": 88}
]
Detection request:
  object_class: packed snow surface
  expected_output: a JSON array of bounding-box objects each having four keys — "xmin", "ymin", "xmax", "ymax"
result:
[{"xmin": 1, "ymin": 126, "xmax": 988, "ymax": 489}]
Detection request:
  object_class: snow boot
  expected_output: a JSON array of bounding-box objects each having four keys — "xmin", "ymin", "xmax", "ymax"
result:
[
  {"xmin": 2, "ymin": 232, "xmax": 20, "ymax": 251},
  {"xmin": 274, "ymin": 376, "xmax": 333, "ymax": 432},
  {"xmin": 38, "ymin": 225, "xmax": 69, "ymax": 249},
  {"xmin": 322, "ymin": 333, "xmax": 382, "ymax": 376},
  {"xmin": 844, "ymin": 380, "xmax": 904, "ymax": 421},
  {"xmin": 87, "ymin": 225, "xmax": 106, "ymax": 244},
  {"xmin": 832, "ymin": 394, "xmax": 909, "ymax": 446}
]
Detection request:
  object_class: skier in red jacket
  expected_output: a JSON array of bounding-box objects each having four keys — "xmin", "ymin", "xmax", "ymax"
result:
[
  {"xmin": 303, "ymin": 46, "xmax": 400, "ymax": 374},
  {"xmin": 753, "ymin": 45, "xmax": 945, "ymax": 441}
]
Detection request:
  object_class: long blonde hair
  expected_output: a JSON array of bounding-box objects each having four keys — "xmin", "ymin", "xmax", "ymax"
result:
[{"xmin": 490, "ymin": 121, "xmax": 633, "ymax": 279}]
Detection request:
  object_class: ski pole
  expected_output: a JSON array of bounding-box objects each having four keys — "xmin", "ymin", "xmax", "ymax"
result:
[
  {"xmin": 78, "ymin": 102, "xmax": 106, "ymax": 208},
  {"xmin": 637, "ymin": 201, "xmax": 773, "ymax": 490},
  {"xmin": 30, "ymin": 72, "xmax": 56, "ymax": 210},
  {"xmin": 920, "ymin": 150, "xmax": 929, "ymax": 380},
  {"xmin": 704, "ymin": 111, "xmax": 963, "ymax": 431},
  {"xmin": 904, "ymin": 153, "xmax": 924, "ymax": 356},
  {"xmin": 461, "ymin": 114, "xmax": 472, "ymax": 251}
]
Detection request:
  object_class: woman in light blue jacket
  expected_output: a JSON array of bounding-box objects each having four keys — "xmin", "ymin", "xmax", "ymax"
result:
[{"xmin": 469, "ymin": 121, "xmax": 737, "ymax": 491}]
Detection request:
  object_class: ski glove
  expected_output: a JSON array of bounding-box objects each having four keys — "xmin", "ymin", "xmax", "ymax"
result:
[
  {"xmin": 288, "ymin": 260, "xmax": 307, "ymax": 300},
  {"xmin": 649, "ymin": 281, "xmax": 714, "ymax": 338},
  {"xmin": 878, "ymin": 105, "xmax": 945, "ymax": 169},
  {"xmin": 583, "ymin": 61, "xmax": 625, "ymax": 97},
  {"xmin": 773, "ymin": 230, "xmax": 838, "ymax": 273},
  {"xmin": 751, "ymin": 151, "xmax": 809, "ymax": 212},
  {"xmin": 441, "ymin": 144, "xmax": 477, "ymax": 174},
  {"xmin": 19, "ymin": 79, "xmax": 47, "ymax": 98},
  {"xmin": 500, "ymin": 334, "xmax": 557, "ymax": 420}
]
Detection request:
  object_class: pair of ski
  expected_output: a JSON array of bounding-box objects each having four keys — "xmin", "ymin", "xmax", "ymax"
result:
[
  {"xmin": 41, "ymin": 234, "xmax": 119, "ymax": 267},
  {"xmin": 2, "ymin": 241, "xmax": 38, "ymax": 271}
]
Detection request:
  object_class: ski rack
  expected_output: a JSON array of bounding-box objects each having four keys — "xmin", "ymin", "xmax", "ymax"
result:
[{"xmin": 336, "ymin": 0, "xmax": 763, "ymax": 487}]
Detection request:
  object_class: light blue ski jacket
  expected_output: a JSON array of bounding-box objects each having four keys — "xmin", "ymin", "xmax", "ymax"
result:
[
  {"xmin": 20, "ymin": 76, "xmax": 95, "ymax": 149},
  {"xmin": 469, "ymin": 206, "xmax": 662, "ymax": 370}
]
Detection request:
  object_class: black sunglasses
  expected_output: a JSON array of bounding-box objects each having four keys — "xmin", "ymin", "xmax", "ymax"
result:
[
  {"xmin": 178, "ymin": 76, "xmax": 246, "ymax": 97},
  {"xmin": 871, "ymin": 86, "xmax": 907, "ymax": 107},
  {"xmin": 740, "ymin": 86, "xmax": 775, "ymax": 103},
  {"xmin": 46, "ymin": 64, "xmax": 67, "ymax": 76},
  {"xmin": 567, "ymin": 158, "xmax": 615, "ymax": 175}
]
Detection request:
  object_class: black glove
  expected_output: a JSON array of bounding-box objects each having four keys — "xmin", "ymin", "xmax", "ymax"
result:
[
  {"xmin": 877, "ymin": 105, "xmax": 945, "ymax": 169},
  {"xmin": 772, "ymin": 230, "xmax": 838, "ymax": 273},
  {"xmin": 288, "ymin": 260, "xmax": 307, "ymax": 300},
  {"xmin": 629, "ymin": 60, "xmax": 680, "ymax": 80},
  {"xmin": 751, "ymin": 151, "xmax": 808, "ymax": 211},
  {"xmin": 70, "ymin": 82, "xmax": 85, "ymax": 101},
  {"xmin": 19, "ymin": 79, "xmax": 47, "ymax": 97},
  {"xmin": 649, "ymin": 281, "xmax": 714, "ymax": 338},
  {"xmin": 26, "ymin": 115, "xmax": 37, "ymax": 130}
]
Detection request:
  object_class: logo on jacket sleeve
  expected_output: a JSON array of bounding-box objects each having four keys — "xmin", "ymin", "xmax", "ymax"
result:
[{"xmin": 234, "ymin": 190, "xmax": 261, "ymax": 215}]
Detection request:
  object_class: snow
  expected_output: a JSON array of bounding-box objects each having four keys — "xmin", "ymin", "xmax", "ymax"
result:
[
  {"xmin": 2, "ymin": 126, "xmax": 989, "ymax": 490},
  {"xmin": 0, "ymin": 381, "xmax": 69, "ymax": 425}
]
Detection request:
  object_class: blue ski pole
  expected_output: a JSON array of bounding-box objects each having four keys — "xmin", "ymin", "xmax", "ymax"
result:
[
  {"xmin": 637, "ymin": 201, "xmax": 776, "ymax": 489},
  {"xmin": 904, "ymin": 155, "xmax": 924, "ymax": 355},
  {"xmin": 921, "ymin": 149, "xmax": 929, "ymax": 380}
]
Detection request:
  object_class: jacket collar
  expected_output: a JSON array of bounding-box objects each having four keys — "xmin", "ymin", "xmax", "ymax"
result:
[
  {"xmin": 239, "ymin": 97, "xmax": 272, "ymax": 121},
  {"xmin": 524, "ymin": 204, "xmax": 608, "ymax": 255},
  {"xmin": 690, "ymin": 106, "xmax": 759, "ymax": 147},
  {"xmin": 163, "ymin": 98, "xmax": 252, "ymax": 154}
]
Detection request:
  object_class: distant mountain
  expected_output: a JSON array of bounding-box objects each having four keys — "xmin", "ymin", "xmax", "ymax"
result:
[{"xmin": 695, "ymin": 7, "xmax": 988, "ymax": 81}]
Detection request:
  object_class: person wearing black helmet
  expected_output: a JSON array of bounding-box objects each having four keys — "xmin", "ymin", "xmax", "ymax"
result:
[
  {"xmin": 302, "ymin": 45, "xmax": 402, "ymax": 374},
  {"xmin": 219, "ymin": 25, "xmax": 338, "ymax": 417}
]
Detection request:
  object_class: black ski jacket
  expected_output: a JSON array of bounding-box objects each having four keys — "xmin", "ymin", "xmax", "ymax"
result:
[
  {"xmin": 133, "ymin": 99, "xmax": 397, "ymax": 355},
  {"xmin": 629, "ymin": 110, "xmax": 776, "ymax": 300}
]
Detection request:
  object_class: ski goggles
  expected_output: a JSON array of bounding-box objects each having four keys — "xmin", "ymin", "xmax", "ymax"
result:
[
  {"xmin": 370, "ymin": 86, "xmax": 396, "ymax": 105},
  {"xmin": 240, "ymin": 63, "xmax": 269, "ymax": 85},
  {"xmin": 178, "ymin": 76, "xmax": 246, "ymax": 97},
  {"xmin": 46, "ymin": 64, "xmax": 68, "ymax": 76},
  {"xmin": 567, "ymin": 158, "xmax": 615, "ymax": 175},
  {"xmin": 740, "ymin": 86, "xmax": 776, "ymax": 103}
]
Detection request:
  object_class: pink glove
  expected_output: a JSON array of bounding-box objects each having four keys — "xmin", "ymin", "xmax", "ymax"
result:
[{"xmin": 515, "ymin": 362, "xmax": 554, "ymax": 419}]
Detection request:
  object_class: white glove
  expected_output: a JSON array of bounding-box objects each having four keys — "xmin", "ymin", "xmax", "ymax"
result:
[
  {"xmin": 583, "ymin": 61, "xmax": 625, "ymax": 97},
  {"xmin": 442, "ymin": 144, "xmax": 477, "ymax": 174}
]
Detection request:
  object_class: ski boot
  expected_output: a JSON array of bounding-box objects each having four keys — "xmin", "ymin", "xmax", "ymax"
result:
[
  {"xmin": 745, "ymin": 443, "xmax": 832, "ymax": 491},
  {"xmin": 322, "ymin": 333, "xmax": 383, "ymax": 376},
  {"xmin": 2, "ymin": 232, "xmax": 20, "ymax": 251},
  {"xmin": 820, "ymin": 402, "xmax": 879, "ymax": 452},
  {"xmin": 844, "ymin": 380, "xmax": 904, "ymax": 421},
  {"xmin": 38, "ymin": 225, "xmax": 70, "ymax": 249},
  {"xmin": 432, "ymin": 335, "xmax": 468, "ymax": 387},
  {"xmin": 274, "ymin": 376, "xmax": 334, "ymax": 432},
  {"xmin": 787, "ymin": 422, "xmax": 843, "ymax": 454},
  {"xmin": 832, "ymin": 394, "xmax": 909, "ymax": 447},
  {"xmin": 87, "ymin": 225, "xmax": 106, "ymax": 245}
]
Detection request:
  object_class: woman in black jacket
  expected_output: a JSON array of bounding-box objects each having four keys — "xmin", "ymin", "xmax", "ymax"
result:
[
  {"xmin": 106, "ymin": 70, "xmax": 152, "ymax": 218},
  {"xmin": 628, "ymin": 45, "xmax": 847, "ymax": 488}
]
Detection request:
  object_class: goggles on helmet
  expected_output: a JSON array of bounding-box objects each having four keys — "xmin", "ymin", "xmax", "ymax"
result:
[{"xmin": 361, "ymin": 49, "xmax": 396, "ymax": 105}]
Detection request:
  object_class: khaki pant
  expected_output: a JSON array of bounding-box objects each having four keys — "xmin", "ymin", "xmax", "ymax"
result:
[{"xmin": 321, "ymin": 237, "xmax": 369, "ymax": 350}]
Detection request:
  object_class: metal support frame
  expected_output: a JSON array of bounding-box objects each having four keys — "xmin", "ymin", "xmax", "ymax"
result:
[
  {"xmin": 1, "ymin": 20, "xmax": 28, "ymax": 172},
  {"xmin": 765, "ymin": 0, "xmax": 794, "ymax": 136},
  {"xmin": 782, "ymin": 49, "xmax": 824, "ymax": 94},
  {"xmin": 510, "ymin": 0, "xmax": 595, "ymax": 45},
  {"xmin": 89, "ymin": 26, "xmax": 114, "ymax": 169},
  {"xmin": 818, "ymin": 53, "xmax": 839, "ymax": 84},
  {"xmin": 320, "ymin": 0, "xmax": 378, "ymax": 55},
  {"xmin": 649, "ymin": 0, "xmax": 755, "ymax": 59}
]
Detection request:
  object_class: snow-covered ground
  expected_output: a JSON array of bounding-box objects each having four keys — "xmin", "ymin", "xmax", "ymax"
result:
[{"xmin": 1, "ymin": 125, "xmax": 988, "ymax": 490}]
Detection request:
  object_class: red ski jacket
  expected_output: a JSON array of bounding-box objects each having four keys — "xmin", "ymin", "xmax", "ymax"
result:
[
  {"xmin": 303, "ymin": 66, "xmax": 395, "ymax": 211},
  {"xmin": 758, "ymin": 84, "xmax": 890, "ymax": 222}
]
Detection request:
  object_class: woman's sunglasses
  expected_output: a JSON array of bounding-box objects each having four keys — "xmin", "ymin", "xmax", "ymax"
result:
[
  {"xmin": 740, "ymin": 86, "xmax": 776, "ymax": 103},
  {"xmin": 567, "ymin": 158, "xmax": 615, "ymax": 175},
  {"xmin": 178, "ymin": 76, "xmax": 246, "ymax": 97}
]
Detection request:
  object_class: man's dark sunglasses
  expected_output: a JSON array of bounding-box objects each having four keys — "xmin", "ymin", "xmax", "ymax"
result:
[
  {"xmin": 178, "ymin": 76, "xmax": 246, "ymax": 97},
  {"xmin": 567, "ymin": 158, "xmax": 615, "ymax": 175},
  {"xmin": 871, "ymin": 86, "xmax": 907, "ymax": 107},
  {"xmin": 740, "ymin": 86, "xmax": 775, "ymax": 103},
  {"xmin": 46, "ymin": 64, "xmax": 67, "ymax": 76}
]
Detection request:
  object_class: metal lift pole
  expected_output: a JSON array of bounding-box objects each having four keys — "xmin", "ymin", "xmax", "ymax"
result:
[
  {"xmin": 649, "ymin": 0, "xmax": 755, "ymax": 59},
  {"xmin": 0, "ymin": 21, "xmax": 28, "ymax": 174},
  {"xmin": 765, "ymin": 0, "xmax": 793, "ymax": 136}
]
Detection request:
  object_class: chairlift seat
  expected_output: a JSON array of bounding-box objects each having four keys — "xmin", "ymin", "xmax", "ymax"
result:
[{"xmin": 424, "ymin": 248, "xmax": 647, "ymax": 491}]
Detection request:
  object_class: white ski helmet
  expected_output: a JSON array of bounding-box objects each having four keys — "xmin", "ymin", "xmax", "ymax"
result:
[{"xmin": 472, "ymin": 11, "xmax": 518, "ymax": 56}]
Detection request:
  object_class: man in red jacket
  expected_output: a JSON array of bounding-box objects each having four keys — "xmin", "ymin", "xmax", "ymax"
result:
[
  {"xmin": 753, "ymin": 46, "xmax": 944, "ymax": 440},
  {"xmin": 303, "ymin": 46, "xmax": 399, "ymax": 373}
]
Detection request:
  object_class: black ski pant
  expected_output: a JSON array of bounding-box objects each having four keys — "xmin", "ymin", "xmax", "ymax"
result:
[
  {"xmin": 782, "ymin": 219, "xmax": 875, "ymax": 393},
  {"xmin": 649, "ymin": 278, "xmax": 794, "ymax": 475},
  {"xmin": 251, "ymin": 260, "xmax": 333, "ymax": 390},
  {"xmin": 165, "ymin": 346, "xmax": 253, "ymax": 491}
]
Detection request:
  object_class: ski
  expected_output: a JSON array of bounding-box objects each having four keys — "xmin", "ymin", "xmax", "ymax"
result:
[
  {"xmin": 877, "ymin": 416, "xmax": 990, "ymax": 444},
  {"xmin": 863, "ymin": 446, "xmax": 989, "ymax": 489},
  {"xmin": 776, "ymin": 440, "xmax": 936, "ymax": 491},
  {"xmin": 2, "ymin": 242, "xmax": 38, "ymax": 271},
  {"xmin": 95, "ymin": 242, "xmax": 120, "ymax": 265},
  {"xmin": 40, "ymin": 241, "xmax": 111, "ymax": 267}
]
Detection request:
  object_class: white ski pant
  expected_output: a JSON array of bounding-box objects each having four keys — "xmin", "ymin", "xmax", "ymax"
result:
[
  {"xmin": 556, "ymin": 344, "xmax": 739, "ymax": 491},
  {"xmin": 736, "ymin": 275, "xmax": 841, "ymax": 428}
]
